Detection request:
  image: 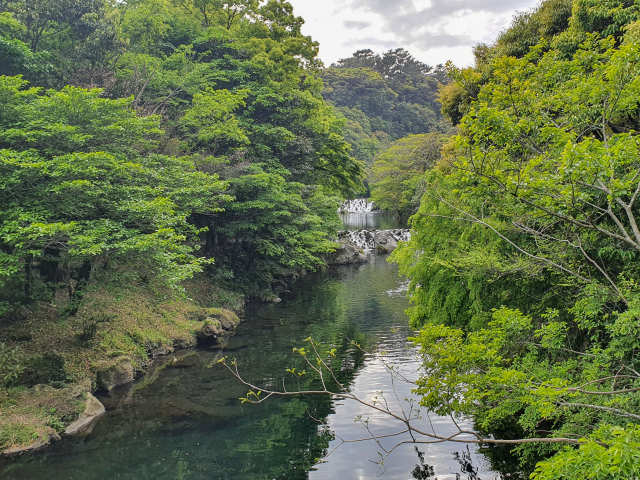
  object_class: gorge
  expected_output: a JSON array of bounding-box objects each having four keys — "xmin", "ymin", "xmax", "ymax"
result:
[{"xmin": 0, "ymin": 210, "xmax": 500, "ymax": 480}]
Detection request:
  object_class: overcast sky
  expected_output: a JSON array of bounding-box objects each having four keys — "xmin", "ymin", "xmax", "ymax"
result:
[{"xmin": 288, "ymin": 0, "xmax": 540, "ymax": 68}]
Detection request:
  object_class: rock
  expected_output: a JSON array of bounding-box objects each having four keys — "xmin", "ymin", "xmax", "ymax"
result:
[
  {"xmin": 96, "ymin": 356, "xmax": 134, "ymax": 391},
  {"xmin": 2, "ymin": 428, "xmax": 60, "ymax": 457},
  {"xmin": 173, "ymin": 336, "xmax": 197, "ymax": 349},
  {"xmin": 146, "ymin": 341, "xmax": 174, "ymax": 358},
  {"xmin": 197, "ymin": 319, "xmax": 222, "ymax": 343},
  {"xmin": 271, "ymin": 279, "xmax": 288, "ymax": 290},
  {"xmin": 195, "ymin": 308, "xmax": 240, "ymax": 328},
  {"xmin": 196, "ymin": 308, "xmax": 241, "ymax": 345},
  {"xmin": 65, "ymin": 392, "xmax": 106, "ymax": 436},
  {"xmin": 262, "ymin": 294, "xmax": 281, "ymax": 303},
  {"xmin": 274, "ymin": 285, "xmax": 286, "ymax": 295},
  {"xmin": 325, "ymin": 242, "xmax": 368, "ymax": 265}
]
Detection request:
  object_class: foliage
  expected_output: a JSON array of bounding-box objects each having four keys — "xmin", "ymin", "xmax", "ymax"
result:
[
  {"xmin": 531, "ymin": 425, "xmax": 640, "ymax": 479},
  {"xmin": 0, "ymin": 76, "xmax": 230, "ymax": 308},
  {"xmin": 322, "ymin": 48, "xmax": 450, "ymax": 166},
  {"xmin": 397, "ymin": 12, "xmax": 640, "ymax": 478},
  {"xmin": 0, "ymin": 342, "xmax": 24, "ymax": 386},
  {"xmin": 439, "ymin": 0, "xmax": 640, "ymax": 126},
  {"xmin": 78, "ymin": 312, "xmax": 112, "ymax": 342},
  {"xmin": 370, "ymin": 133, "xmax": 447, "ymax": 216},
  {"xmin": 0, "ymin": 0, "xmax": 366, "ymax": 310}
]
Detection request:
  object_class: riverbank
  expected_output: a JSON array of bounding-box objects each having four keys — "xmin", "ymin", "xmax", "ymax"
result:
[
  {"xmin": 0, "ymin": 225, "xmax": 410, "ymax": 458},
  {"xmin": 0, "ymin": 277, "xmax": 244, "ymax": 456},
  {"xmin": 0, "ymin": 253, "xmax": 500, "ymax": 479}
]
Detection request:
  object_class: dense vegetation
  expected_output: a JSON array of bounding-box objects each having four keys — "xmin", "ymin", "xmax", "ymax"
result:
[
  {"xmin": 0, "ymin": 0, "xmax": 368, "ymax": 449},
  {"xmin": 0, "ymin": 0, "xmax": 366, "ymax": 316},
  {"xmin": 4, "ymin": 0, "xmax": 640, "ymax": 477},
  {"xmin": 392, "ymin": 0, "xmax": 640, "ymax": 477},
  {"xmin": 321, "ymin": 48, "xmax": 451, "ymax": 169}
]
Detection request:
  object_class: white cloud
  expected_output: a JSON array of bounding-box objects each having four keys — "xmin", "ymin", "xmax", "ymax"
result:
[{"xmin": 288, "ymin": 0, "xmax": 540, "ymax": 67}]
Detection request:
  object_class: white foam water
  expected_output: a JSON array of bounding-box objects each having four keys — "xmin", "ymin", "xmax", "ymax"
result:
[
  {"xmin": 339, "ymin": 199, "xmax": 375, "ymax": 213},
  {"xmin": 339, "ymin": 229, "xmax": 411, "ymax": 252}
]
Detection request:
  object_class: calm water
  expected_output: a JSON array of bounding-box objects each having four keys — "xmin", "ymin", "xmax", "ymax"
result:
[
  {"xmin": 339, "ymin": 212, "xmax": 407, "ymax": 231},
  {"xmin": 1, "ymin": 220, "xmax": 508, "ymax": 480}
]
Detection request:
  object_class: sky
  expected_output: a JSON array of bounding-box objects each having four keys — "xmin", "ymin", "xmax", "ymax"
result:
[{"xmin": 288, "ymin": 0, "xmax": 540, "ymax": 68}]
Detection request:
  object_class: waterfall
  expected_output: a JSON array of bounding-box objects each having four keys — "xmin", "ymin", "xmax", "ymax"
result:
[
  {"xmin": 391, "ymin": 229, "xmax": 411, "ymax": 243},
  {"xmin": 338, "ymin": 229, "xmax": 412, "ymax": 252},
  {"xmin": 343, "ymin": 230, "xmax": 376, "ymax": 250},
  {"xmin": 339, "ymin": 199, "xmax": 375, "ymax": 213}
]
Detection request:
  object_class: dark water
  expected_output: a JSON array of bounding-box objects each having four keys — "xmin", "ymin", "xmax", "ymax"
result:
[
  {"xmin": 339, "ymin": 212, "xmax": 407, "ymax": 231},
  {"xmin": 1, "ymin": 248, "xmax": 504, "ymax": 479}
]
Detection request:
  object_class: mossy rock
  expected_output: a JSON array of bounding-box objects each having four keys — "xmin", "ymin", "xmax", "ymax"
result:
[
  {"xmin": 2, "ymin": 426, "xmax": 60, "ymax": 457},
  {"xmin": 195, "ymin": 309, "xmax": 241, "ymax": 345},
  {"xmin": 375, "ymin": 244, "xmax": 391, "ymax": 254},
  {"xmin": 0, "ymin": 380, "xmax": 93, "ymax": 456},
  {"xmin": 196, "ymin": 308, "xmax": 240, "ymax": 330},
  {"xmin": 65, "ymin": 392, "xmax": 105, "ymax": 436}
]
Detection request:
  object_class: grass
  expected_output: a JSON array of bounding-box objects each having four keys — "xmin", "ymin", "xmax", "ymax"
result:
[{"xmin": 0, "ymin": 385, "xmax": 86, "ymax": 450}]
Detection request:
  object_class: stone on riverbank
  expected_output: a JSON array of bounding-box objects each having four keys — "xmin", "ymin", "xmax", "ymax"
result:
[
  {"xmin": 2, "ymin": 427, "xmax": 60, "ymax": 457},
  {"xmin": 97, "ymin": 356, "xmax": 134, "ymax": 391},
  {"xmin": 1, "ymin": 380, "xmax": 102, "ymax": 457},
  {"xmin": 195, "ymin": 308, "xmax": 241, "ymax": 345},
  {"xmin": 65, "ymin": 392, "xmax": 106, "ymax": 436}
]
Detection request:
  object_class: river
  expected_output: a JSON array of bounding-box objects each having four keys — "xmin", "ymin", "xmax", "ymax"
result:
[{"xmin": 1, "ymin": 215, "xmax": 509, "ymax": 480}]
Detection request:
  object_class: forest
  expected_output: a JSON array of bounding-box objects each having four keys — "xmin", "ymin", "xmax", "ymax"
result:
[
  {"xmin": 1, "ymin": 0, "xmax": 640, "ymax": 478},
  {"xmin": 391, "ymin": 0, "xmax": 640, "ymax": 477}
]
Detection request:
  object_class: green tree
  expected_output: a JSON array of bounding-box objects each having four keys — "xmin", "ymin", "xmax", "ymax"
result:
[
  {"xmin": 394, "ymin": 29, "xmax": 640, "ymax": 477},
  {"xmin": 0, "ymin": 76, "xmax": 229, "ymax": 311},
  {"xmin": 370, "ymin": 133, "xmax": 446, "ymax": 216},
  {"xmin": 0, "ymin": 0, "xmax": 103, "ymax": 52},
  {"xmin": 0, "ymin": 12, "xmax": 52, "ymax": 78}
]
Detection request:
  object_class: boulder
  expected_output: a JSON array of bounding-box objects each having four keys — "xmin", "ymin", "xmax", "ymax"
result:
[
  {"xmin": 172, "ymin": 336, "xmax": 197, "ymax": 350},
  {"xmin": 96, "ymin": 356, "xmax": 134, "ymax": 391},
  {"xmin": 271, "ymin": 279, "xmax": 288, "ymax": 290},
  {"xmin": 65, "ymin": 392, "xmax": 106, "ymax": 436},
  {"xmin": 197, "ymin": 319, "xmax": 222, "ymax": 344},
  {"xmin": 196, "ymin": 308, "xmax": 241, "ymax": 345},
  {"xmin": 2, "ymin": 428, "xmax": 60, "ymax": 457},
  {"xmin": 325, "ymin": 242, "xmax": 367, "ymax": 265}
]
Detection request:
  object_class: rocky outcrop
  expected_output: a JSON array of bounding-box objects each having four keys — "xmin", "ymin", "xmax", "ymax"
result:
[
  {"xmin": 1, "ymin": 380, "xmax": 106, "ymax": 457},
  {"xmin": 97, "ymin": 356, "xmax": 134, "ymax": 391},
  {"xmin": 195, "ymin": 308, "xmax": 241, "ymax": 345},
  {"xmin": 325, "ymin": 241, "xmax": 367, "ymax": 265},
  {"xmin": 2, "ymin": 428, "xmax": 60, "ymax": 457}
]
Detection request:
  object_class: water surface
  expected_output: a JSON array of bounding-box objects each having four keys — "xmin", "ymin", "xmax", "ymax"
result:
[{"xmin": 2, "ymin": 243, "xmax": 506, "ymax": 480}]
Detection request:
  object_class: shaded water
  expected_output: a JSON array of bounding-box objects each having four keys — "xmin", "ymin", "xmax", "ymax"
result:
[{"xmin": 1, "ymin": 218, "xmax": 507, "ymax": 480}]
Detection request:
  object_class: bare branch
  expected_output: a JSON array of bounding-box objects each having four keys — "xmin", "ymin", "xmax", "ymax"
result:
[{"xmin": 561, "ymin": 403, "xmax": 640, "ymax": 421}]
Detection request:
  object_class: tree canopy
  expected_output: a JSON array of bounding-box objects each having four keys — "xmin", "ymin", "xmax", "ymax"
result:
[
  {"xmin": 321, "ymin": 48, "xmax": 451, "ymax": 166},
  {"xmin": 0, "ymin": 0, "xmax": 365, "ymax": 308},
  {"xmin": 394, "ymin": 10, "xmax": 640, "ymax": 477}
]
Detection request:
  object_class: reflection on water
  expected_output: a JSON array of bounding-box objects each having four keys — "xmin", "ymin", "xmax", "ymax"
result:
[
  {"xmin": 340, "ymin": 212, "xmax": 407, "ymax": 231},
  {"xmin": 1, "ymin": 257, "xmax": 513, "ymax": 480}
]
